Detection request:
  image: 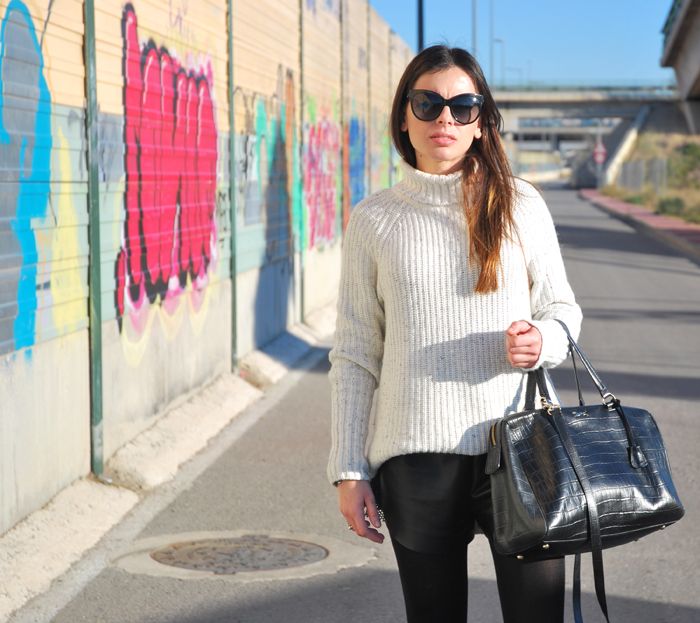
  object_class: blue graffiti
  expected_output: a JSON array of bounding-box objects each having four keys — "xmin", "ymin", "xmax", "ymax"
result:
[
  {"xmin": 0, "ymin": 0, "xmax": 52, "ymax": 352},
  {"xmin": 348, "ymin": 117, "xmax": 366, "ymax": 208}
]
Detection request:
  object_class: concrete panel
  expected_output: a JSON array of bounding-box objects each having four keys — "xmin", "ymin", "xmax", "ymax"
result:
[
  {"xmin": 235, "ymin": 263, "xmax": 297, "ymax": 357},
  {"xmin": 302, "ymin": 0, "xmax": 342, "ymax": 250},
  {"xmin": 0, "ymin": 330, "xmax": 90, "ymax": 535},
  {"xmin": 341, "ymin": 0, "xmax": 369, "ymax": 228},
  {"xmin": 102, "ymin": 279, "xmax": 231, "ymax": 459},
  {"xmin": 233, "ymin": 0, "xmax": 301, "ymax": 349},
  {"xmin": 303, "ymin": 241, "xmax": 341, "ymax": 315},
  {"xmin": 94, "ymin": 2, "xmax": 234, "ymax": 458},
  {"xmin": 367, "ymin": 7, "xmax": 391, "ymax": 194},
  {"xmin": 389, "ymin": 32, "xmax": 413, "ymax": 184},
  {"xmin": 0, "ymin": 1, "xmax": 91, "ymax": 534}
]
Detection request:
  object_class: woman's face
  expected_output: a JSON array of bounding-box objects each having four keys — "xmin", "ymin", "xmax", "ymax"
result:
[{"xmin": 402, "ymin": 66, "xmax": 482, "ymax": 175}]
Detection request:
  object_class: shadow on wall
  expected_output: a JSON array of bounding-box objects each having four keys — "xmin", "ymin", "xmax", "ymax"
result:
[
  {"xmin": 233, "ymin": 67, "xmax": 299, "ymax": 352},
  {"xmin": 254, "ymin": 107, "xmax": 293, "ymax": 350}
]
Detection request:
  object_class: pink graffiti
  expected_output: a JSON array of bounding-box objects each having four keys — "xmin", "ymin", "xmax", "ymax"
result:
[
  {"xmin": 116, "ymin": 4, "xmax": 217, "ymax": 324},
  {"xmin": 303, "ymin": 118, "xmax": 339, "ymax": 248}
]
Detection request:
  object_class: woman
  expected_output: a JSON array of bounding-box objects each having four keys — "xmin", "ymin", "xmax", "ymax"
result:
[{"xmin": 328, "ymin": 45, "xmax": 582, "ymax": 623}]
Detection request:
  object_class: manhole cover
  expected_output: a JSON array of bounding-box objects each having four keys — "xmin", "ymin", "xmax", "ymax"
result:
[{"xmin": 149, "ymin": 534, "xmax": 328, "ymax": 574}]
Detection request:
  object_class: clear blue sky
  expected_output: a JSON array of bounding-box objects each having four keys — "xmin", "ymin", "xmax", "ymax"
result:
[{"xmin": 370, "ymin": 0, "xmax": 676, "ymax": 87}]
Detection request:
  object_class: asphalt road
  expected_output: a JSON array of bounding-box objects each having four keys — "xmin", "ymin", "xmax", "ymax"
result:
[{"xmin": 15, "ymin": 188, "xmax": 700, "ymax": 623}]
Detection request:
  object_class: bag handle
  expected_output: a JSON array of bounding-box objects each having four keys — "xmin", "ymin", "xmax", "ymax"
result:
[
  {"xmin": 527, "ymin": 320, "xmax": 648, "ymax": 470},
  {"xmin": 553, "ymin": 319, "xmax": 616, "ymax": 407}
]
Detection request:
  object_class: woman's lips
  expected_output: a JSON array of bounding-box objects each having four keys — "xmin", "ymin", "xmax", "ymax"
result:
[{"xmin": 429, "ymin": 133, "xmax": 456, "ymax": 145}]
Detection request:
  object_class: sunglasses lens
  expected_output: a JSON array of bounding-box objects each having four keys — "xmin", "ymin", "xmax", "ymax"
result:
[
  {"xmin": 450, "ymin": 96, "xmax": 482, "ymax": 124},
  {"xmin": 411, "ymin": 92, "xmax": 443, "ymax": 121}
]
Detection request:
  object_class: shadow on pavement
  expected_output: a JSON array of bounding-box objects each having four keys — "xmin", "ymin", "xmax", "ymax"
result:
[
  {"xmin": 152, "ymin": 570, "xmax": 700, "ymax": 623},
  {"xmin": 581, "ymin": 307, "xmax": 699, "ymax": 323},
  {"xmin": 556, "ymin": 223, "xmax": 681, "ymax": 258},
  {"xmin": 549, "ymin": 365, "xmax": 700, "ymax": 402}
]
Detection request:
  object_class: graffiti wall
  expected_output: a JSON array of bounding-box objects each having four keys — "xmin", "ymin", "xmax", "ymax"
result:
[
  {"xmin": 0, "ymin": 0, "xmax": 91, "ymax": 535},
  {"xmin": 341, "ymin": 0, "xmax": 368, "ymax": 230},
  {"xmin": 303, "ymin": 0, "xmax": 341, "ymax": 249},
  {"xmin": 301, "ymin": 0, "xmax": 342, "ymax": 312},
  {"xmin": 116, "ymin": 4, "xmax": 219, "ymax": 324},
  {"xmin": 97, "ymin": 1, "xmax": 232, "ymax": 456},
  {"xmin": 232, "ymin": 0, "xmax": 301, "ymax": 353},
  {"xmin": 368, "ymin": 7, "xmax": 392, "ymax": 195},
  {"xmin": 0, "ymin": 0, "xmax": 412, "ymax": 537}
]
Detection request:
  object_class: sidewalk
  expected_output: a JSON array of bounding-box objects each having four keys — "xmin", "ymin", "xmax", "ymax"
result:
[
  {"xmin": 0, "ymin": 305, "xmax": 337, "ymax": 622},
  {"xmin": 579, "ymin": 188, "xmax": 700, "ymax": 264}
]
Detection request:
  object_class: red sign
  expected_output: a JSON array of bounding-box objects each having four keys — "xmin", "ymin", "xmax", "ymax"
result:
[{"xmin": 593, "ymin": 142, "xmax": 607, "ymax": 165}]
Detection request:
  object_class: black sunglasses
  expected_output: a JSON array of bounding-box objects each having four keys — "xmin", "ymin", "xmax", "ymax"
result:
[{"xmin": 407, "ymin": 89, "xmax": 484, "ymax": 125}]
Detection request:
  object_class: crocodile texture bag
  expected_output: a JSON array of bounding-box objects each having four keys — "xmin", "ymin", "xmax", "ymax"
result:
[{"xmin": 485, "ymin": 321, "xmax": 684, "ymax": 623}]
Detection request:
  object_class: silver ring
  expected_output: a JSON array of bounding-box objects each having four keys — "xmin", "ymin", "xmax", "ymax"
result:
[{"xmin": 347, "ymin": 524, "xmax": 354, "ymax": 531}]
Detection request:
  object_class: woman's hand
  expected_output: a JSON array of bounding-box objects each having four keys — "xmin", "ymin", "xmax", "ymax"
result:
[
  {"xmin": 505, "ymin": 320, "xmax": 542, "ymax": 369},
  {"xmin": 337, "ymin": 480, "xmax": 385, "ymax": 544}
]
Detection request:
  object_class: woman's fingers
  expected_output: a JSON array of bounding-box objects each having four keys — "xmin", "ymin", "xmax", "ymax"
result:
[
  {"xmin": 505, "ymin": 321, "xmax": 542, "ymax": 368},
  {"xmin": 365, "ymin": 494, "xmax": 382, "ymax": 529},
  {"xmin": 337, "ymin": 481, "xmax": 385, "ymax": 544}
]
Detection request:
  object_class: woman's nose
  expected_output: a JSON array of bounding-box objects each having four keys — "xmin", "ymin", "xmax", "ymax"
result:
[{"xmin": 437, "ymin": 103, "xmax": 453, "ymax": 124}]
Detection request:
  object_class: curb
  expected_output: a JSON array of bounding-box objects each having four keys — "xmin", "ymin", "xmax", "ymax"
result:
[
  {"xmin": 579, "ymin": 189, "xmax": 700, "ymax": 265},
  {"xmin": 0, "ymin": 303, "xmax": 336, "ymax": 621}
]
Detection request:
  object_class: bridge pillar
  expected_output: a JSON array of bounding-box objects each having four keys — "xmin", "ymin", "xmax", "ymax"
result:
[{"xmin": 681, "ymin": 100, "xmax": 700, "ymax": 133}]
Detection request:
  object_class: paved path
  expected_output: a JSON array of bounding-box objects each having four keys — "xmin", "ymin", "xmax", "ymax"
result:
[{"xmin": 10, "ymin": 188, "xmax": 700, "ymax": 623}]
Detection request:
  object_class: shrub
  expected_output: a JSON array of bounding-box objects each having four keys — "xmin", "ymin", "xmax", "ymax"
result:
[
  {"xmin": 684, "ymin": 205, "xmax": 700, "ymax": 224},
  {"xmin": 669, "ymin": 142, "xmax": 700, "ymax": 189},
  {"xmin": 656, "ymin": 196, "xmax": 685, "ymax": 216}
]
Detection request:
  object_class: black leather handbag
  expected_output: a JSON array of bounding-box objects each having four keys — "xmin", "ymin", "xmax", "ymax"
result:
[{"xmin": 485, "ymin": 321, "xmax": 684, "ymax": 623}]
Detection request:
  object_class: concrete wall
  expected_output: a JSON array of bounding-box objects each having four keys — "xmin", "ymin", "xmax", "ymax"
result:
[
  {"xmin": 301, "ymin": 0, "xmax": 342, "ymax": 314},
  {"xmin": 341, "ymin": 0, "xmax": 369, "ymax": 229},
  {"xmin": 99, "ymin": 1, "xmax": 233, "ymax": 458},
  {"xmin": 0, "ymin": 0, "xmax": 412, "ymax": 536},
  {"xmin": 233, "ymin": 0, "xmax": 301, "ymax": 354},
  {"xmin": 367, "ymin": 7, "xmax": 391, "ymax": 195},
  {"xmin": 0, "ymin": 0, "xmax": 92, "ymax": 535}
]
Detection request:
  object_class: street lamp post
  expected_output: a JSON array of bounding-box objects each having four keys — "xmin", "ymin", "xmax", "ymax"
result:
[
  {"xmin": 418, "ymin": 0, "xmax": 424, "ymax": 51},
  {"xmin": 490, "ymin": 0, "xmax": 494, "ymax": 83},
  {"xmin": 494, "ymin": 37, "xmax": 505, "ymax": 87},
  {"xmin": 472, "ymin": 0, "xmax": 477, "ymax": 58}
]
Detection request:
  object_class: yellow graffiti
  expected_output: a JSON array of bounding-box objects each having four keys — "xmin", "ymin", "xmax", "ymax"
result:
[
  {"xmin": 119, "ymin": 281, "xmax": 215, "ymax": 368},
  {"xmin": 50, "ymin": 128, "xmax": 87, "ymax": 334}
]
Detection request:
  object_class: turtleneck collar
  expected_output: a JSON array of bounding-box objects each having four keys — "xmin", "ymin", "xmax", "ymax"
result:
[{"xmin": 395, "ymin": 159, "xmax": 464, "ymax": 206}]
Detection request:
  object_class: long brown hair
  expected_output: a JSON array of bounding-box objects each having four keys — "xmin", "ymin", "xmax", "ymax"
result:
[{"xmin": 390, "ymin": 45, "xmax": 515, "ymax": 293}]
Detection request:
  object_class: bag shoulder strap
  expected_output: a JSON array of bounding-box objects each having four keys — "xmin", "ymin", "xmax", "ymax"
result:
[{"xmin": 551, "ymin": 407, "xmax": 610, "ymax": 623}]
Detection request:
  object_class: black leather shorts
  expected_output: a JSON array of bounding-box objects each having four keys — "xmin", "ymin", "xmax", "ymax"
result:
[{"xmin": 371, "ymin": 452, "xmax": 495, "ymax": 555}]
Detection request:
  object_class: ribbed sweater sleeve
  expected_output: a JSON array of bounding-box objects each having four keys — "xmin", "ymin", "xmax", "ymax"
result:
[{"xmin": 327, "ymin": 200, "xmax": 386, "ymax": 483}]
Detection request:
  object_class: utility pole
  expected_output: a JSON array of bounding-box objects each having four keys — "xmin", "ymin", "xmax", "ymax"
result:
[
  {"xmin": 418, "ymin": 0, "xmax": 424, "ymax": 51},
  {"xmin": 495, "ymin": 37, "xmax": 505, "ymax": 87},
  {"xmin": 490, "ymin": 0, "xmax": 494, "ymax": 82},
  {"xmin": 472, "ymin": 0, "xmax": 477, "ymax": 58}
]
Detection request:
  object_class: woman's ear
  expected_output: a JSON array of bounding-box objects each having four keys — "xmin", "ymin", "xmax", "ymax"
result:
[
  {"xmin": 474, "ymin": 124, "xmax": 482, "ymax": 139},
  {"xmin": 400, "ymin": 117, "xmax": 407, "ymax": 132}
]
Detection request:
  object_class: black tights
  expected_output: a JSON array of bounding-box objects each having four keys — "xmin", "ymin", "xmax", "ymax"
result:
[{"xmin": 391, "ymin": 537, "xmax": 565, "ymax": 623}]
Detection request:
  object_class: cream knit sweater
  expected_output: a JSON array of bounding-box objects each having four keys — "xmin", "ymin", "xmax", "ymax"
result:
[{"xmin": 327, "ymin": 161, "xmax": 582, "ymax": 484}]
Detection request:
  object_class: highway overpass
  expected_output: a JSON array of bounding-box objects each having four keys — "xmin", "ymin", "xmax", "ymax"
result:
[
  {"xmin": 491, "ymin": 87, "xmax": 683, "ymax": 186},
  {"xmin": 661, "ymin": 0, "xmax": 700, "ymax": 132}
]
